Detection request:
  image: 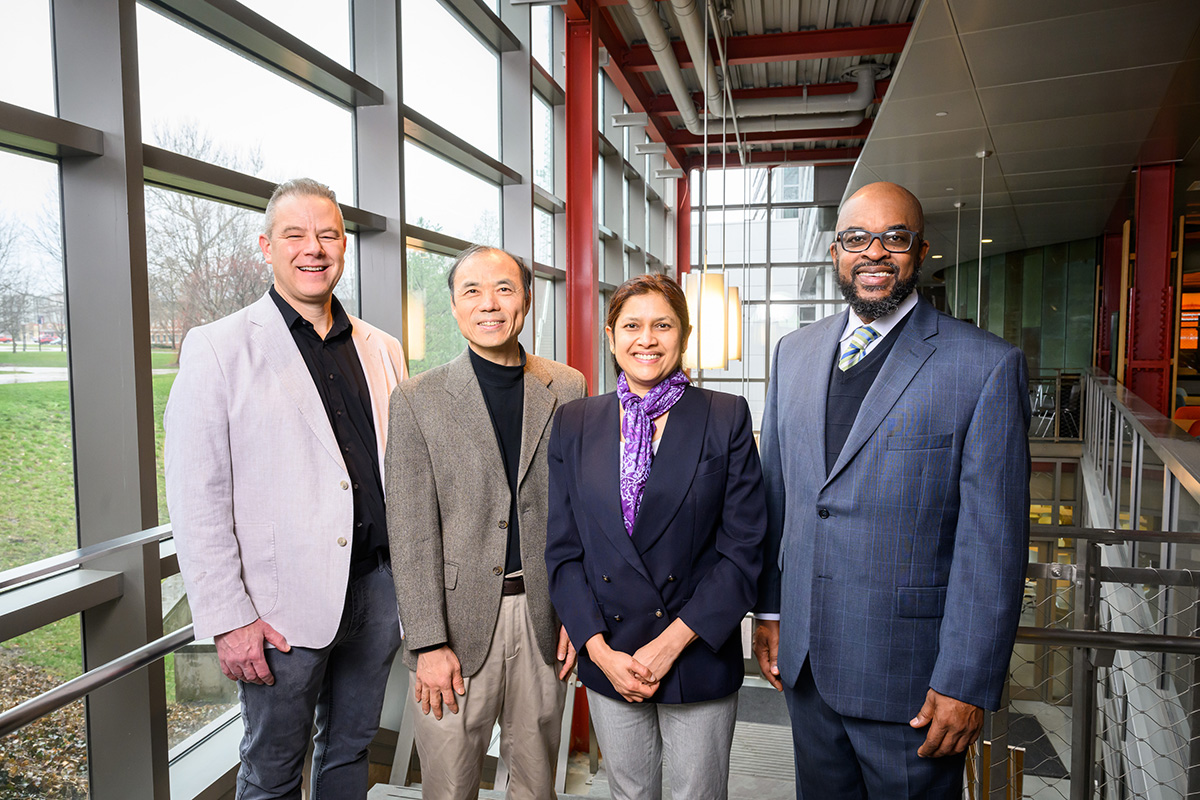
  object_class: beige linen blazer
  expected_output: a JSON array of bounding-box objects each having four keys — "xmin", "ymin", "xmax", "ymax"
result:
[
  {"xmin": 165, "ymin": 292, "xmax": 407, "ymax": 648},
  {"xmin": 386, "ymin": 349, "xmax": 587, "ymax": 676}
]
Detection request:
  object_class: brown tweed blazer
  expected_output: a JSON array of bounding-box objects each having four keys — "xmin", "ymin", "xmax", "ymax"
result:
[{"xmin": 385, "ymin": 349, "xmax": 587, "ymax": 676}]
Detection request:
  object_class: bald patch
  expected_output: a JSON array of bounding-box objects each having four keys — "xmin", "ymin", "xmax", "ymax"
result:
[{"xmin": 838, "ymin": 181, "xmax": 925, "ymax": 236}]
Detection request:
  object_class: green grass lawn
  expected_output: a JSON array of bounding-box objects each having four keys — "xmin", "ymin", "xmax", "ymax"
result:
[
  {"xmin": 0, "ymin": 373, "xmax": 177, "ymax": 684},
  {"xmin": 0, "ymin": 350, "xmax": 179, "ymax": 369}
]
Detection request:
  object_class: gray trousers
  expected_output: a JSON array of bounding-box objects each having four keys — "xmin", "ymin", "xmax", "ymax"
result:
[{"xmin": 587, "ymin": 688, "xmax": 738, "ymax": 800}]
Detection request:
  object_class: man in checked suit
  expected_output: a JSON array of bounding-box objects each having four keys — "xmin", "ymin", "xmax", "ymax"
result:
[
  {"xmin": 387, "ymin": 245, "xmax": 587, "ymax": 799},
  {"xmin": 166, "ymin": 178, "xmax": 407, "ymax": 799},
  {"xmin": 752, "ymin": 181, "xmax": 1030, "ymax": 798}
]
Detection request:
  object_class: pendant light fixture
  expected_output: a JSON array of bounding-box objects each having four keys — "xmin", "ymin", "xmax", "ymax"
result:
[{"xmin": 683, "ymin": 0, "xmax": 741, "ymax": 371}]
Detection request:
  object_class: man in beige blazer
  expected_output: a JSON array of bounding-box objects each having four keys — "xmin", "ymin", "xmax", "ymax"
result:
[
  {"xmin": 387, "ymin": 245, "xmax": 586, "ymax": 799},
  {"xmin": 166, "ymin": 178, "xmax": 407, "ymax": 800}
]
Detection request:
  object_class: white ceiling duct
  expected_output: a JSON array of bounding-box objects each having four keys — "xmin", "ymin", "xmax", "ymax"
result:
[{"xmin": 626, "ymin": 0, "xmax": 882, "ymax": 135}]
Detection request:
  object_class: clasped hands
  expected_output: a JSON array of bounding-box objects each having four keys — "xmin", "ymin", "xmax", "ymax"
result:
[{"xmin": 586, "ymin": 618, "xmax": 697, "ymax": 703}]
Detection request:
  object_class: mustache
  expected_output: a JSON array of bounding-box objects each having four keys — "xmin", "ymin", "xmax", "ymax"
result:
[{"xmin": 851, "ymin": 259, "xmax": 897, "ymax": 274}]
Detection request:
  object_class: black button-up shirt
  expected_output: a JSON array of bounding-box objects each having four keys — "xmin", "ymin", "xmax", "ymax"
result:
[{"xmin": 270, "ymin": 287, "xmax": 387, "ymax": 578}]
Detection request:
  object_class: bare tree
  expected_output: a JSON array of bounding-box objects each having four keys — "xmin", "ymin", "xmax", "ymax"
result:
[
  {"xmin": 0, "ymin": 217, "xmax": 33, "ymax": 353},
  {"xmin": 145, "ymin": 124, "xmax": 269, "ymax": 358}
]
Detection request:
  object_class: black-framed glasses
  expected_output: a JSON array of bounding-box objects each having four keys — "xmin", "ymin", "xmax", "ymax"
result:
[{"xmin": 835, "ymin": 229, "xmax": 920, "ymax": 254}]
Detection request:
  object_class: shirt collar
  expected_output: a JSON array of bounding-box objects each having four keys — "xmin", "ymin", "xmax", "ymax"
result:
[
  {"xmin": 269, "ymin": 285, "xmax": 352, "ymax": 339},
  {"xmin": 839, "ymin": 290, "xmax": 919, "ymax": 344}
]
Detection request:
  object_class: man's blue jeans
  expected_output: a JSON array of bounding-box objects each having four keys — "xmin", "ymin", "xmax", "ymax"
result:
[{"xmin": 235, "ymin": 562, "xmax": 402, "ymax": 800}]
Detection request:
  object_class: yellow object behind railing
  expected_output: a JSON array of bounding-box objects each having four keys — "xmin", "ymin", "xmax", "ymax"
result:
[{"xmin": 966, "ymin": 740, "xmax": 1025, "ymax": 800}]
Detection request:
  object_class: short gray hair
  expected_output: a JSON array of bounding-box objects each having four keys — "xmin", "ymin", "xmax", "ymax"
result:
[
  {"xmin": 264, "ymin": 178, "xmax": 342, "ymax": 237},
  {"xmin": 446, "ymin": 244, "xmax": 533, "ymax": 302}
]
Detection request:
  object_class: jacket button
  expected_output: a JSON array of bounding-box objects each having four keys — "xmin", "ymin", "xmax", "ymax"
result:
[
  {"xmin": 340, "ymin": 481, "xmax": 350, "ymax": 490},
  {"xmin": 667, "ymin": 575, "xmax": 675, "ymax": 582},
  {"xmin": 337, "ymin": 537, "xmax": 347, "ymax": 547},
  {"xmin": 818, "ymin": 508, "xmax": 830, "ymax": 519},
  {"xmin": 613, "ymin": 615, "xmax": 622, "ymax": 622},
  {"xmin": 655, "ymin": 609, "xmax": 663, "ymax": 618},
  {"xmin": 498, "ymin": 520, "xmax": 508, "ymax": 529},
  {"xmin": 602, "ymin": 575, "xmax": 611, "ymax": 582},
  {"xmin": 493, "ymin": 566, "xmax": 503, "ymax": 575}
]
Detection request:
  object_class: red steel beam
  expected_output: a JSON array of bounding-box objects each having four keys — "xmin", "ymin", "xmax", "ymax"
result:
[
  {"xmin": 667, "ymin": 120, "xmax": 873, "ymax": 148},
  {"xmin": 1126, "ymin": 163, "xmax": 1175, "ymax": 414},
  {"xmin": 688, "ymin": 147, "xmax": 862, "ymax": 169},
  {"xmin": 624, "ymin": 24, "xmax": 911, "ymax": 72},
  {"xmin": 676, "ymin": 177, "xmax": 691, "ymax": 280},
  {"xmin": 646, "ymin": 81, "xmax": 890, "ymax": 115},
  {"xmin": 594, "ymin": 7, "xmax": 686, "ymax": 170},
  {"xmin": 565, "ymin": 2, "xmax": 600, "ymax": 392}
]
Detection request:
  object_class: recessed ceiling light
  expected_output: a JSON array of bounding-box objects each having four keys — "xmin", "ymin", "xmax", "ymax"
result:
[
  {"xmin": 935, "ymin": 111, "xmax": 948, "ymax": 117},
  {"xmin": 946, "ymin": 187, "xmax": 954, "ymax": 192},
  {"xmin": 981, "ymin": 238, "xmax": 993, "ymax": 244},
  {"xmin": 931, "ymin": 254, "xmax": 943, "ymax": 259}
]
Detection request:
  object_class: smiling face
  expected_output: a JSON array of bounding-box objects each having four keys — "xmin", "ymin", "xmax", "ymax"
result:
[
  {"xmin": 830, "ymin": 182, "xmax": 929, "ymax": 323},
  {"xmin": 606, "ymin": 290, "xmax": 685, "ymax": 397},
  {"xmin": 449, "ymin": 250, "xmax": 530, "ymax": 366},
  {"xmin": 258, "ymin": 193, "xmax": 346, "ymax": 311}
]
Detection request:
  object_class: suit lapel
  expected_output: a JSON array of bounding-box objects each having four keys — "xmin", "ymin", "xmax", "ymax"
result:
[
  {"xmin": 248, "ymin": 294, "xmax": 344, "ymax": 469},
  {"xmin": 581, "ymin": 394, "xmax": 654, "ymax": 584},
  {"xmin": 792, "ymin": 311, "xmax": 845, "ymax": 482},
  {"xmin": 518, "ymin": 356, "xmax": 556, "ymax": 486},
  {"xmin": 444, "ymin": 349, "xmax": 507, "ymax": 473},
  {"xmin": 631, "ymin": 386, "xmax": 707, "ymax": 555},
  {"xmin": 824, "ymin": 300, "xmax": 937, "ymax": 486}
]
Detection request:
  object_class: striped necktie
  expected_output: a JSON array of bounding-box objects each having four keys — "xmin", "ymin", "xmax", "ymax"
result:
[{"xmin": 838, "ymin": 325, "xmax": 880, "ymax": 371}]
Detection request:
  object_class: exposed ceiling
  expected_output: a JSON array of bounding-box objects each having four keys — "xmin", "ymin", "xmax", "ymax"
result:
[
  {"xmin": 848, "ymin": 0, "xmax": 1200, "ymax": 274},
  {"xmin": 588, "ymin": 0, "xmax": 920, "ymax": 171}
]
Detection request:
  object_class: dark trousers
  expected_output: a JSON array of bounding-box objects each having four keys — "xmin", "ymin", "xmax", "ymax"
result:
[
  {"xmin": 235, "ymin": 562, "xmax": 402, "ymax": 800},
  {"xmin": 783, "ymin": 659, "xmax": 966, "ymax": 800}
]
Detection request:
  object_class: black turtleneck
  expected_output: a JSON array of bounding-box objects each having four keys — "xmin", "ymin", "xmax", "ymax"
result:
[{"xmin": 469, "ymin": 346, "xmax": 526, "ymax": 575}]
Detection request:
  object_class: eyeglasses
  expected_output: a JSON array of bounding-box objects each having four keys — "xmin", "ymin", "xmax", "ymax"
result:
[{"xmin": 835, "ymin": 229, "xmax": 921, "ymax": 254}]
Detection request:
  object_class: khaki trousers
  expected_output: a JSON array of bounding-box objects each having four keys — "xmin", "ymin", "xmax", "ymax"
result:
[{"xmin": 411, "ymin": 593, "xmax": 566, "ymax": 800}]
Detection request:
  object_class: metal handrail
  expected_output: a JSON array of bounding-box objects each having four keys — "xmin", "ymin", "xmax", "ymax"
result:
[
  {"xmin": 1015, "ymin": 625, "xmax": 1200, "ymax": 656},
  {"xmin": 0, "ymin": 524, "xmax": 173, "ymax": 591},
  {"xmin": 0, "ymin": 624, "xmax": 195, "ymax": 738}
]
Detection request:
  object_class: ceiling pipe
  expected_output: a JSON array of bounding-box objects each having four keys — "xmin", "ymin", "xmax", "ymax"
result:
[
  {"xmin": 669, "ymin": 0, "xmax": 885, "ymax": 119},
  {"xmin": 626, "ymin": 0, "xmax": 706, "ymax": 136}
]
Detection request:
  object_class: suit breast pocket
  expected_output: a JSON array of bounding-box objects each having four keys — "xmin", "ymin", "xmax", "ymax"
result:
[
  {"xmin": 694, "ymin": 453, "xmax": 726, "ymax": 479},
  {"xmin": 886, "ymin": 432, "xmax": 953, "ymax": 450},
  {"xmin": 234, "ymin": 523, "xmax": 278, "ymax": 615}
]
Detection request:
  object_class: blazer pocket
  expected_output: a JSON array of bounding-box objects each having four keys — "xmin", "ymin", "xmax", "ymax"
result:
[
  {"xmin": 896, "ymin": 586, "xmax": 947, "ymax": 618},
  {"xmin": 887, "ymin": 432, "xmax": 953, "ymax": 450},
  {"xmin": 233, "ymin": 523, "xmax": 278, "ymax": 615},
  {"xmin": 444, "ymin": 562, "xmax": 459, "ymax": 591},
  {"xmin": 694, "ymin": 453, "xmax": 726, "ymax": 478}
]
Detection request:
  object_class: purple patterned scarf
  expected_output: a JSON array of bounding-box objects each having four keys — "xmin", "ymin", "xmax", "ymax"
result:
[{"xmin": 617, "ymin": 369, "xmax": 689, "ymax": 535}]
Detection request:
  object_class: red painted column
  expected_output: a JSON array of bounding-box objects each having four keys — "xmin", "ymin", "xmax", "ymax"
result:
[
  {"xmin": 675, "ymin": 175, "xmax": 691, "ymax": 280},
  {"xmin": 1127, "ymin": 164, "xmax": 1175, "ymax": 414},
  {"xmin": 1098, "ymin": 231, "xmax": 1123, "ymax": 374},
  {"xmin": 565, "ymin": 3, "xmax": 599, "ymax": 393}
]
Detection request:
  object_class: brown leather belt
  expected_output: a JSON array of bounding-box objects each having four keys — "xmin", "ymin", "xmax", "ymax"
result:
[{"xmin": 502, "ymin": 575, "xmax": 525, "ymax": 595}]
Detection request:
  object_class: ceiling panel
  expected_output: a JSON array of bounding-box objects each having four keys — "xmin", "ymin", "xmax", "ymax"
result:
[
  {"xmin": 998, "ymin": 141, "xmax": 1144, "ymax": 175},
  {"xmin": 960, "ymin": 5, "xmax": 1199, "ymax": 88},
  {"xmin": 988, "ymin": 110, "xmax": 1156, "ymax": 153},
  {"xmin": 869, "ymin": 91, "xmax": 985, "ymax": 137},
  {"xmin": 1001, "ymin": 166, "xmax": 1135, "ymax": 192},
  {"xmin": 947, "ymin": 0, "xmax": 1164, "ymax": 34},
  {"xmin": 877, "ymin": 35, "xmax": 972, "ymax": 99},
  {"xmin": 975, "ymin": 64, "xmax": 1178, "ymax": 126}
]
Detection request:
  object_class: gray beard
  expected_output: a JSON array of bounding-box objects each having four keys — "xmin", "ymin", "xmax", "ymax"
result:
[{"xmin": 836, "ymin": 257, "xmax": 920, "ymax": 321}]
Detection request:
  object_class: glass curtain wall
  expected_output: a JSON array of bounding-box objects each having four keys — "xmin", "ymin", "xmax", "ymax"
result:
[{"xmin": 690, "ymin": 165, "xmax": 840, "ymax": 428}]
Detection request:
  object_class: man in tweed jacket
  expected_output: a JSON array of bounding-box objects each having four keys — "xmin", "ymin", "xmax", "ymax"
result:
[
  {"xmin": 387, "ymin": 245, "xmax": 586, "ymax": 799},
  {"xmin": 753, "ymin": 182, "xmax": 1031, "ymax": 799}
]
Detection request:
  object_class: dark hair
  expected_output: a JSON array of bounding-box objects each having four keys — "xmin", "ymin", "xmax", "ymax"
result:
[
  {"xmin": 446, "ymin": 244, "xmax": 533, "ymax": 302},
  {"xmin": 605, "ymin": 273, "xmax": 691, "ymax": 376}
]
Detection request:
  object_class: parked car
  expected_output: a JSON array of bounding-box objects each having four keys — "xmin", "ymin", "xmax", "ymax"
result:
[
  {"xmin": 37, "ymin": 333, "xmax": 61, "ymax": 345},
  {"xmin": 0, "ymin": 334, "xmax": 11, "ymax": 343}
]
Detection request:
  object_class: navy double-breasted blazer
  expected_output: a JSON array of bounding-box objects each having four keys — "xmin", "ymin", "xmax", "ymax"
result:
[
  {"xmin": 757, "ymin": 298, "xmax": 1031, "ymax": 722},
  {"xmin": 546, "ymin": 385, "xmax": 767, "ymax": 704}
]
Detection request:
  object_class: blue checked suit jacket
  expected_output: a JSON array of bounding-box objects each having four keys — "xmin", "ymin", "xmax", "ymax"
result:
[{"xmin": 757, "ymin": 298, "xmax": 1030, "ymax": 722}]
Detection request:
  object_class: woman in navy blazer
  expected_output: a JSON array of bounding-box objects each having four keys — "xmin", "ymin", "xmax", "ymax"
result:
[{"xmin": 546, "ymin": 274, "xmax": 767, "ymax": 800}]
